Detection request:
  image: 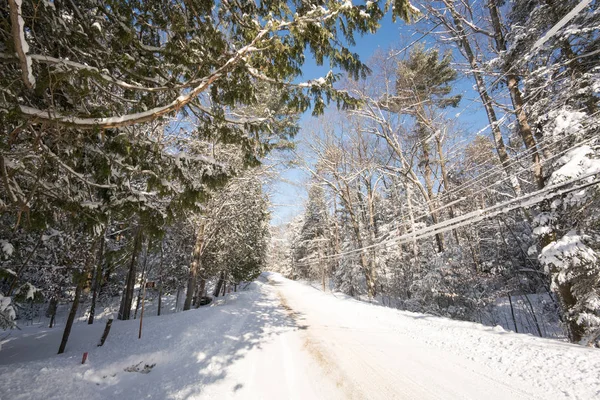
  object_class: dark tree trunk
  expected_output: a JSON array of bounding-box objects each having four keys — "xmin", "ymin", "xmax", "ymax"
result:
[
  {"xmin": 195, "ymin": 278, "xmax": 206, "ymax": 309},
  {"xmin": 508, "ymin": 294, "xmax": 519, "ymax": 333},
  {"xmin": 157, "ymin": 240, "xmax": 164, "ymax": 316},
  {"xmin": 88, "ymin": 233, "xmax": 106, "ymax": 325},
  {"xmin": 553, "ymin": 273, "xmax": 584, "ymax": 343},
  {"xmin": 488, "ymin": 0, "xmax": 544, "ymax": 190},
  {"xmin": 134, "ymin": 242, "xmax": 149, "ymax": 320},
  {"xmin": 98, "ymin": 318, "xmax": 113, "ymax": 347},
  {"xmin": 58, "ymin": 281, "xmax": 83, "ymax": 354},
  {"xmin": 213, "ymin": 271, "xmax": 225, "ymax": 298},
  {"xmin": 47, "ymin": 296, "xmax": 57, "ymax": 328},
  {"xmin": 118, "ymin": 228, "xmax": 142, "ymax": 320},
  {"xmin": 58, "ymin": 240, "xmax": 98, "ymax": 354}
]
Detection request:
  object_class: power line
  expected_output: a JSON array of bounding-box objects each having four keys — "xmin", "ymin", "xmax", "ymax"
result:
[{"xmin": 294, "ymin": 169, "xmax": 600, "ymax": 268}]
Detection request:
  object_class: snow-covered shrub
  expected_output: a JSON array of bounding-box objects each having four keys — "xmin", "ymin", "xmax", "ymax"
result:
[
  {"xmin": 539, "ymin": 231, "xmax": 600, "ymax": 345},
  {"xmin": 0, "ymin": 293, "xmax": 16, "ymax": 330}
]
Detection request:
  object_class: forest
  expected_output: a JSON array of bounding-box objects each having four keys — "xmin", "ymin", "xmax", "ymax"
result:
[
  {"xmin": 267, "ymin": 0, "xmax": 600, "ymax": 346},
  {"xmin": 0, "ymin": 0, "xmax": 599, "ymax": 359}
]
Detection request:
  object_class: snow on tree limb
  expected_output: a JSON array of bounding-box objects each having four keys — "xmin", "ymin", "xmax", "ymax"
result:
[
  {"xmin": 14, "ymin": 5, "xmax": 345, "ymax": 130},
  {"xmin": 8, "ymin": 0, "xmax": 35, "ymax": 89}
]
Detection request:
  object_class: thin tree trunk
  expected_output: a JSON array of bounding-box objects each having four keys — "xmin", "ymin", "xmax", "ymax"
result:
[
  {"xmin": 404, "ymin": 182, "xmax": 419, "ymax": 260},
  {"xmin": 343, "ymin": 186, "xmax": 375, "ymax": 297},
  {"xmin": 332, "ymin": 195, "xmax": 341, "ymax": 275},
  {"xmin": 366, "ymin": 179, "xmax": 379, "ymax": 295},
  {"xmin": 88, "ymin": 231, "xmax": 106, "ymax": 325},
  {"xmin": 184, "ymin": 222, "xmax": 205, "ymax": 311},
  {"xmin": 508, "ymin": 294, "xmax": 519, "ymax": 333},
  {"xmin": 58, "ymin": 281, "xmax": 83, "ymax": 354},
  {"xmin": 195, "ymin": 277, "xmax": 206, "ymax": 309},
  {"xmin": 435, "ymin": 134, "xmax": 460, "ymax": 245},
  {"xmin": 523, "ymin": 294, "xmax": 543, "ymax": 337},
  {"xmin": 488, "ymin": 0, "xmax": 544, "ymax": 190},
  {"xmin": 58, "ymin": 241, "xmax": 98, "ymax": 354},
  {"xmin": 440, "ymin": 0, "xmax": 522, "ymax": 196},
  {"xmin": 98, "ymin": 318, "xmax": 113, "ymax": 347},
  {"xmin": 418, "ymin": 123, "xmax": 444, "ymax": 252},
  {"xmin": 134, "ymin": 241, "xmax": 149, "ymax": 319},
  {"xmin": 214, "ymin": 271, "xmax": 225, "ymax": 297},
  {"xmin": 118, "ymin": 228, "xmax": 142, "ymax": 320},
  {"xmin": 47, "ymin": 296, "xmax": 57, "ymax": 328},
  {"xmin": 157, "ymin": 240, "xmax": 164, "ymax": 316}
]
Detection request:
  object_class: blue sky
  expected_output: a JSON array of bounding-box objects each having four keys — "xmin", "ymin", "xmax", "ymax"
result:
[{"xmin": 268, "ymin": 12, "xmax": 490, "ymax": 226}]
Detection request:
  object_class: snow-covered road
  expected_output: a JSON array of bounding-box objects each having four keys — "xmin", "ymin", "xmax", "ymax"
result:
[
  {"xmin": 1, "ymin": 272, "xmax": 599, "ymax": 399},
  {"xmin": 266, "ymin": 273, "xmax": 579, "ymax": 399}
]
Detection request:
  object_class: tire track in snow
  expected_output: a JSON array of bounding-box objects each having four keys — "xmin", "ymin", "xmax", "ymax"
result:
[{"xmin": 272, "ymin": 282, "xmax": 364, "ymax": 399}]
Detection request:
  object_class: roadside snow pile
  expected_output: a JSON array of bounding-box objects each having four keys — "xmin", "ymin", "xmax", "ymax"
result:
[{"xmin": 0, "ymin": 279, "xmax": 340, "ymax": 400}]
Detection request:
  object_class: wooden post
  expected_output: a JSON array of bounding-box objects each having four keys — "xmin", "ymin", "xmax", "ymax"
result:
[
  {"xmin": 82, "ymin": 352, "xmax": 88, "ymax": 364},
  {"xmin": 138, "ymin": 284, "xmax": 146, "ymax": 339},
  {"xmin": 138, "ymin": 282, "xmax": 154, "ymax": 339},
  {"xmin": 320, "ymin": 248, "xmax": 325, "ymax": 292}
]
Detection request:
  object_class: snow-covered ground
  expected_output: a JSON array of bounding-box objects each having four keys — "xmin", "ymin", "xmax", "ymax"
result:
[{"xmin": 2, "ymin": 273, "xmax": 600, "ymax": 399}]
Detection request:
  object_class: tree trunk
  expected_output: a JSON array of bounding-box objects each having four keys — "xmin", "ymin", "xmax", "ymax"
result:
[
  {"xmin": 58, "ymin": 281, "xmax": 83, "ymax": 354},
  {"xmin": 488, "ymin": 0, "xmax": 544, "ymax": 190},
  {"xmin": 98, "ymin": 318, "xmax": 113, "ymax": 347},
  {"xmin": 214, "ymin": 271, "xmax": 225, "ymax": 297},
  {"xmin": 157, "ymin": 240, "xmax": 164, "ymax": 316},
  {"xmin": 404, "ymin": 182, "xmax": 419, "ymax": 260},
  {"xmin": 343, "ymin": 185, "xmax": 375, "ymax": 298},
  {"xmin": 508, "ymin": 294, "xmax": 519, "ymax": 333},
  {"xmin": 47, "ymin": 296, "xmax": 57, "ymax": 328},
  {"xmin": 551, "ymin": 269, "xmax": 584, "ymax": 343},
  {"xmin": 366, "ymin": 179, "xmax": 379, "ymax": 296},
  {"xmin": 58, "ymin": 241, "xmax": 98, "ymax": 354},
  {"xmin": 184, "ymin": 222, "xmax": 205, "ymax": 311},
  {"xmin": 435, "ymin": 134, "xmax": 460, "ymax": 245},
  {"xmin": 88, "ymin": 232, "xmax": 106, "ymax": 325},
  {"xmin": 440, "ymin": 0, "xmax": 522, "ymax": 196},
  {"xmin": 134, "ymin": 241, "xmax": 149, "ymax": 319},
  {"xmin": 332, "ymin": 195, "xmax": 341, "ymax": 276},
  {"xmin": 118, "ymin": 228, "xmax": 142, "ymax": 320},
  {"xmin": 418, "ymin": 123, "xmax": 444, "ymax": 253},
  {"xmin": 195, "ymin": 277, "xmax": 206, "ymax": 309}
]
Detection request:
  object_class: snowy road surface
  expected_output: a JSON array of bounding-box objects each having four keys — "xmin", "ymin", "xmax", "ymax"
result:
[{"xmin": 1, "ymin": 272, "xmax": 599, "ymax": 399}]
